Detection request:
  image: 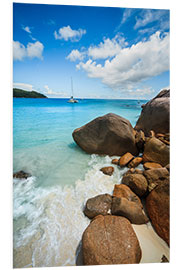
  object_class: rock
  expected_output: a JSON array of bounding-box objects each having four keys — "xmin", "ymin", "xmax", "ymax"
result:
[
  {"xmin": 135, "ymin": 89, "xmax": 170, "ymax": 135},
  {"xmin": 122, "ymin": 174, "xmax": 148, "ymax": 197},
  {"xmin": 135, "ymin": 130, "xmax": 145, "ymax": 152},
  {"xmin": 165, "ymin": 164, "xmax": 170, "ymax": 172},
  {"xmin": 13, "ymin": 170, "xmax": 31, "ymax": 179},
  {"xmin": 82, "ymin": 215, "xmax": 142, "ymax": 265},
  {"xmin": 161, "ymin": 255, "xmax": 169, "ymax": 263},
  {"xmin": 143, "ymin": 137, "xmax": 169, "ymax": 167},
  {"xmin": 100, "ymin": 166, "xmax": 114, "ymax": 176},
  {"xmin": 111, "ymin": 197, "xmax": 149, "ymax": 224},
  {"xmin": 159, "ymin": 138, "xmax": 170, "ymax": 145},
  {"xmin": 72, "ymin": 113, "xmax": 138, "ymax": 156},
  {"xmin": 119, "ymin": 152, "xmax": 134, "ymax": 167},
  {"xmin": 113, "ymin": 184, "xmax": 143, "ymax": 209},
  {"xmin": 146, "ymin": 181, "xmax": 169, "ymax": 246},
  {"xmin": 124, "ymin": 168, "xmax": 144, "ymax": 176},
  {"xmin": 84, "ymin": 194, "xmax": 112, "ymax": 219},
  {"xmin": 128, "ymin": 157, "xmax": 143, "ymax": 168},
  {"xmin": 111, "ymin": 158, "xmax": 119, "ymax": 165},
  {"xmin": 143, "ymin": 162, "xmax": 162, "ymax": 170},
  {"xmin": 149, "ymin": 130, "xmax": 155, "ymax": 137},
  {"xmin": 143, "ymin": 168, "xmax": 169, "ymax": 192}
]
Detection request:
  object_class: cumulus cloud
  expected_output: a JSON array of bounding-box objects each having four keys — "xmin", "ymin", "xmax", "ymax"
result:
[
  {"xmin": 13, "ymin": 40, "xmax": 44, "ymax": 61},
  {"xmin": 88, "ymin": 35, "xmax": 128, "ymax": 60},
  {"xmin": 54, "ymin": 25, "xmax": 86, "ymax": 42},
  {"xmin": 66, "ymin": 49, "xmax": 85, "ymax": 62},
  {"xmin": 76, "ymin": 31, "xmax": 169, "ymax": 90}
]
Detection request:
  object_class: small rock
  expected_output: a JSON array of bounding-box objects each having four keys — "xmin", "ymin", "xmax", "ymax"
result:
[
  {"xmin": 111, "ymin": 197, "xmax": 149, "ymax": 224},
  {"xmin": 111, "ymin": 158, "xmax": 119, "ymax": 165},
  {"xmin": 122, "ymin": 174, "xmax": 148, "ymax": 197},
  {"xmin": 100, "ymin": 166, "xmax": 114, "ymax": 176},
  {"xmin": 143, "ymin": 168, "xmax": 169, "ymax": 192},
  {"xmin": 143, "ymin": 162, "xmax": 162, "ymax": 170},
  {"xmin": 128, "ymin": 157, "xmax": 143, "ymax": 168},
  {"xmin": 165, "ymin": 164, "xmax": 170, "ymax": 172},
  {"xmin": 161, "ymin": 255, "xmax": 169, "ymax": 263},
  {"xmin": 84, "ymin": 194, "xmax": 112, "ymax": 219},
  {"xmin": 135, "ymin": 130, "xmax": 145, "ymax": 152},
  {"xmin": 13, "ymin": 170, "xmax": 31, "ymax": 179},
  {"xmin": 119, "ymin": 152, "xmax": 134, "ymax": 167}
]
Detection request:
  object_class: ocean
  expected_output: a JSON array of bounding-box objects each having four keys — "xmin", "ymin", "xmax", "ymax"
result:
[{"xmin": 13, "ymin": 98, "xmax": 169, "ymax": 267}]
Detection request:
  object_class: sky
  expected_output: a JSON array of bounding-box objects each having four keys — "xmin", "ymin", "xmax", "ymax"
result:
[{"xmin": 13, "ymin": 3, "xmax": 170, "ymax": 99}]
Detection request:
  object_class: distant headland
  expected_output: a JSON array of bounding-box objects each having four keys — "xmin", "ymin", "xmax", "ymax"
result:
[{"xmin": 13, "ymin": 88, "xmax": 47, "ymax": 98}]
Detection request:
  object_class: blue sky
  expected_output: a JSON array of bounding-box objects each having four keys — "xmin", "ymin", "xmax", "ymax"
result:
[{"xmin": 13, "ymin": 3, "xmax": 170, "ymax": 99}]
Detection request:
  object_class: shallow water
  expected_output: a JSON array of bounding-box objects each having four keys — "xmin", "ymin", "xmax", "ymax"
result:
[{"xmin": 13, "ymin": 98, "xmax": 169, "ymax": 267}]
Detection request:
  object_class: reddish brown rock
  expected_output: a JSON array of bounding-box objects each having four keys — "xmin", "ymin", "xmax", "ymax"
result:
[
  {"xmin": 135, "ymin": 130, "xmax": 145, "ymax": 152},
  {"xmin": 143, "ymin": 167, "xmax": 169, "ymax": 192},
  {"xmin": 73, "ymin": 113, "xmax": 138, "ymax": 156},
  {"xmin": 135, "ymin": 89, "xmax": 170, "ymax": 135},
  {"xmin": 100, "ymin": 166, "xmax": 114, "ymax": 176},
  {"xmin": 111, "ymin": 197, "xmax": 149, "ymax": 224},
  {"xmin": 146, "ymin": 181, "xmax": 169, "ymax": 246},
  {"xmin": 143, "ymin": 162, "xmax": 162, "ymax": 170},
  {"xmin": 124, "ymin": 168, "xmax": 144, "ymax": 176},
  {"xmin": 122, "ymin": 174, "xmax": 148, "ymax": 197},
  {"xmin": 113, "ymin": 184, "xmax": 142, "ymax": 209},
  {"xmin": 111, "ymin": 158, "xmax": 119, "ymax": 165},
  {"xmin": 143, "ymin": 137, "xmax": 169, "ymax": 167},
  {"xmin": 119, "ymin": 152, "xmax": 134, "ymax": 167},
  {"xmin": 82, "ymin": 215, "xmax": 142, "ymax": 265},
  {"xmin": 84, "ymin": 194, "xmax": 112, "ymax": 219},
  {"xmin": 128, "ymin": 157, "xmax": 143, "ymax": 168}
]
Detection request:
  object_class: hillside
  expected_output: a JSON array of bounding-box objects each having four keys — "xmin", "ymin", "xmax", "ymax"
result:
[{"xmin": 13, "ymin": 88, "xmax": 47, "ymax": 98}]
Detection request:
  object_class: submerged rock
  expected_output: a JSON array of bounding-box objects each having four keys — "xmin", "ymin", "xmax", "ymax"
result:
[
  {"xmin": 135, "ymin": 89, "xmax": 170, "ymax": 135},
  {"xmin": 82, "ymin": 215, "xmax": 142, "ymax": 265},
  {"xmin": 72, "ymin": 113, "xmax": 138, "ymax": 156},
  {"xmin": 83, "ymin": 194, "xmax": 112, "ymax": 219},
  {"xmin": 13, "ymin": 170, "xmax": 31, "ymax": 179}
]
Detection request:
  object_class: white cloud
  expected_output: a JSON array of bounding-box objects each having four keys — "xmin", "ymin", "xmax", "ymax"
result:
[
  {"xmin": 13, "ymin": 40, "xmax": 44, "ymax": 61},
  {"xmin": 13, "ymin": 82, "xmax": 36, "ymax": 91},
  {"xmin": 27, "ymin": 41, "xmax": 44, "ymax": 60},
  {"xmin": 88, "ymin": 34, "xmax": 128, "ymax": 60},
  {"xmin": 134, "ymin": 9, "xmax": 169, "ymax": 30},
  {"xmin": 54, "ymin": 25, "xmax": 86, "ymax": 42},
  {"xmin": 44, "ymin": 85, "xmax": 68, "ymax": 97},
  {"xmin": 121, "ymin": 9, "xmax": 135, "ymax": 24},
  {"xmin": 77, "ymin": 31, "xmax": 169, "ymax": 91},
  {"xmin": 66, "ymin": 49, "xmax": 85, "ymax": 62},
  {"xmin": 22, "ymin": 26, "xmax": 32, "ymax": 34}
]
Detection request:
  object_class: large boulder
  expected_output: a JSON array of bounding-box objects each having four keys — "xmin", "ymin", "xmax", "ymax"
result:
[
  {"xmin": 82, "ymin": 215, "xmax": 142, "ymax": 265},
  {"xmin": 135, "ymin": 89, "xmax": 170, "ymax": 135},
  {"xmin": 73, "ymin": 113, "xmax": 138, "ymax": 156},
  {"xmin": 143, "ymin": 137, "xmax": 169, "ymax": 167},
  {"xmin": 111, "ymin": 197, "xmax": 149, "ymax": 224},
  {"xmin": 146, "ymin": 181, "xmax": 169, "ymax": 246},
  {"xmin": 143, "ymin": 167, "xmax": 169, "ymax": 192},
  {"xmin": 83, "ymin": 194, "xmax": 112, "ymax": 219}
]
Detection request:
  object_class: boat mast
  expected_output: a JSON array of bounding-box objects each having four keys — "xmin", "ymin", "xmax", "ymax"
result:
[{"xmin": 71, "ymin": 77, "xmax": 74, "ymax": 97}]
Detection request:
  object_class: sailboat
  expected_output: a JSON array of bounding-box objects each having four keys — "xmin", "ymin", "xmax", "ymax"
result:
[{"xmin": 68, "ymin": 78, "xmax": 78, "ymax": 103}]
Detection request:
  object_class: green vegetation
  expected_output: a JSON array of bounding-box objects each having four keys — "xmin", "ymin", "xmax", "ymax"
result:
[{"xmin": 13, "ymin": 88, "xmax": 47, "ymax": 98}]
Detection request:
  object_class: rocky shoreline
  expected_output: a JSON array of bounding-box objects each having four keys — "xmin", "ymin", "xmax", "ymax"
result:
[
  {"xmin": 73, "ymin": 89, "xmax": 170, "ymax": 265},
  {"xmin": 13, "ymin": 89, "xmax": 170, "ymax": 266}
]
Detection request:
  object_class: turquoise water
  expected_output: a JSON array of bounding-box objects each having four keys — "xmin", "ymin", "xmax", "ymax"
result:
[
  {"xmin": 13, "ymin": 98, "xmax": 147, "ymax": 267},
  {"xmin": 13, "ymin": 98, "xmax": 144, "ymax": 187}
]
